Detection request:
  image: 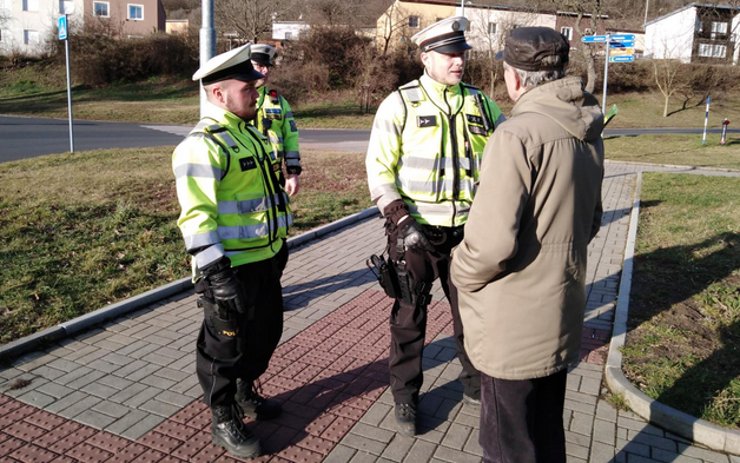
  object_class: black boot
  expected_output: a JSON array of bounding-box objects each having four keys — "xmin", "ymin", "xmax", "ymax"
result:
[
  {"xmin": 235, "ymin": 378, "xmax": 282, "ymax": 420},
  {"xmin": 211, "ymin": 405, "xmax": 261, "ymax": 458},
  {"xmin": 394, "ymin": 402, "xmax": 417, "ymax": 436}
]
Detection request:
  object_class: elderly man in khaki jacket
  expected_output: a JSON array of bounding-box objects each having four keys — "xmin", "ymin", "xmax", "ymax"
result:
[{"xmin": 450, "ymin": 27, "xmax": 604, "ymax": 463}]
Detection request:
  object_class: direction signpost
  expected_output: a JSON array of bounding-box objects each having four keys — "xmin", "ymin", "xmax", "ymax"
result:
[
  {"xmin": 582, "ymin": 33, "xmax": 636, "ymax": 115},
  {"xmin": 58, "ymin": 14, "xmax": 74, "ymax": 152}
]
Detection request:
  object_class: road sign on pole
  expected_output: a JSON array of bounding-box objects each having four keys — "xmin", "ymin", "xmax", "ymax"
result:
[
  {"xmin": 57, "ymin": 15, "xmax": 68, "ymax": 40},
  {"xmin": 609, "ymin": 55, "xmax": 635, "ymax": 63},
  {"xmin": 582, "ymin": 34, "xmax": 608, "ymax": 43},
  {"xmin": 609, "ymin": 40, "xmax": 635, "ymax": 48},
  {"xmin": 610, "ymin": 33, "xmax": 635, "ymax": 42}
]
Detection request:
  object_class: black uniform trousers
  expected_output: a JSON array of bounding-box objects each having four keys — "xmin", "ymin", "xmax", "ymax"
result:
[
  {"xmin": 195, "ymin": 244, "xmax": 287, "ymax": 407},
  {"xmin": 479, "ymin": 369, "xmax": 568, "ymax": 463},
  {"xmin": 387, "ymin": 223, "xmax": 480, "ymax": 405}
]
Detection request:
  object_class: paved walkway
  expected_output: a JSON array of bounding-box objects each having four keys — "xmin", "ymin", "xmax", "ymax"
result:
[{"xmin": 1, "ymin": 162, "xmax": 738, "ymax": 463}]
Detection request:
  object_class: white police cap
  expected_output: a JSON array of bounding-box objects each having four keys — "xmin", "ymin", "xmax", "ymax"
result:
[
  {"xmin": 411, "ymin": 16, "xmax": 472, "ymax": 53},
  {"xmin": 192, "ymin": 43, "xmax": 264, "ymax": 84},
  {"xmin": 251, "ymin": 43, "xmax": 277, "ymax": 67}
]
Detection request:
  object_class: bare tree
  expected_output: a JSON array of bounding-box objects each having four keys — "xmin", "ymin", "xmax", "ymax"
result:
[
  {"xmin": 552, "ymin": 0, "xmax": 606, "ymax": 93},
  {"xmin": 652, "ymin": 58, "xmax": 683, "ymax": 117},
  {"xmin": 376, "ymin": 1, "xmax": 412, "ymax": 56},
  {"xmin": 215, "ymin": 0, "xmax": 295, "ymax": 42}
]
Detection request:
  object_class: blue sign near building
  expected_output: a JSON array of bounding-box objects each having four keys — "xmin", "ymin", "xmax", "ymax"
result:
[{"xmin": 58, "ymin": 15, "xmax": 68, "ymax": 40}]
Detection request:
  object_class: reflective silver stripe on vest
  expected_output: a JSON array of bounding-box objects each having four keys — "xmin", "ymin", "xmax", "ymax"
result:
[
  {"xmin": 407, "ymin": 201, "xmax": 470, "ymax": 218},
  {"xmin": 217, "ymin": 196, "xmax": 274, "ymax": 215},
  {"xmin": 184, "ymin": 230, "xmax": 221, "ymax": 252},
  {"xmin": 400, "ymin": 156, "xmax": 470, "ymax": 171},
  {"xmin": 284, "ymin": 111, "xmax": 294, "ymax": 118},
  {"xmin": 174, "ymin": 163, "xmax": 223, "ymax": 180},
  {"xmin": 280, "ymin": 214, "xmax": 293, "ymax": 227},
  {"xmin": 402, "ymin": 85, "xmax": 423, "ymax": 103},
  {"xmin": 194, "ymin": 243, "xmax": 225, "ymax": 269},
  {"xmin": 372, "ymin": 118, "xmax": 401, "ymax": 136},
  {"xmin": 400, "ymin": 178, "xmax": 476, "ymax": 196},
  {"xmin": 218, "ymin": 223, "xmax": 269, "ymax": 240}
]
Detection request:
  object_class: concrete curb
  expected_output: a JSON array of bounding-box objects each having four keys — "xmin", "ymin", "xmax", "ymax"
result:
[
  {"xmin": 604, "ymin": 159, "xmax": 740, "ymax": 175},
  {"xmin": 0, "ymin": 206, "xmax": 379, "ymax": 363},
  {"xmin": 604, "ymin": 171, "xmax": 740, "ymax": 455}
]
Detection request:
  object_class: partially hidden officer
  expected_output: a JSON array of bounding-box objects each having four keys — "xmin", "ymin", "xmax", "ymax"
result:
[
  {"xmin": 172, "ymin": 44, "xmax": 290, "ymax": 458},
  {"xmin": 249, "ymin": 43, "xmax": 302, "ymax": 197},
  {"xmin": 365, "ymin": 16, "xmax": 505, "ymax": 436}
]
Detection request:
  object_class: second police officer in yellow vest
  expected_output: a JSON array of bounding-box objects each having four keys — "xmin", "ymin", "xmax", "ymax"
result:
[
  {"xmin": 249, "ymin": 44, "xmax": 302, "ymax": 197},
  {"xmin": 366, "ymin": 16, "xmax": 505, "ymax": 436}
]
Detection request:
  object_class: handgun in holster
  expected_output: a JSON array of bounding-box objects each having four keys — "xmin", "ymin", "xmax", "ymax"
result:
[
  {"xmin": 367, "ymin": 253, "xmax": 400, "ymax": 299},
  {"xmin": 366, "ymin": 254, "xmax": 431, "ymax": 307}
]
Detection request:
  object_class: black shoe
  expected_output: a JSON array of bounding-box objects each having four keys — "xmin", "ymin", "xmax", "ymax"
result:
[
  {"xmin": 211, "ymin": 405, "xmax": 261, "ymax": 458},
  {"xmin": 235, "ymin": 378, "xmax": 282, "ymax": 420},
  {"xmin": 394, "ymin": 403, "xmax": 417, "ymax": 436}
]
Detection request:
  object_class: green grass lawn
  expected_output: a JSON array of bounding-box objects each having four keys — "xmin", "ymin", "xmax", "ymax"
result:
[
  {"xmin": 604, "ymin": 135, "xmax": 740, "ymax": 170},
  {"xmin": 0, "ymin": 147, "xmax": 370, "ymax": 344},
  {"xmin": 622, "ymin": 173, "xmax": 739, "ymax": 429}
]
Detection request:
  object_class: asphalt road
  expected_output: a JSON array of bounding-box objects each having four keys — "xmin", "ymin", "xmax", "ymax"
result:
[{"xmin": 1, "ymin": 115, "xmax": 738, "ymax": 162}]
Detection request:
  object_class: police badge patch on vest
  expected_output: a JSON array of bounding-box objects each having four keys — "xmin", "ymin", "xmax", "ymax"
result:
[
  {"xmin": 466, "ymin": 114, "xmax": 487, "ymax": 135},
  {"xmin": 265, "ymin": 108, "xmax": 282, "ymax": 120},
  {"xmin": 417, "ymin": 115, "xmax": 437, "ymax": 127},
  {"xmin": 239, "ymin": 157, "xmax": 257, "ymax": 171}
]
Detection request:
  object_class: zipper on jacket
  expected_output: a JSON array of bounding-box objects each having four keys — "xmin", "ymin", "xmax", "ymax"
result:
[
  {"xmin": 239, "ymin": 123, "xmax": 281, "ymax": 243},
  {"xmin": 445, "ymin": 87, "xmax": 461, "ymax": 200}
]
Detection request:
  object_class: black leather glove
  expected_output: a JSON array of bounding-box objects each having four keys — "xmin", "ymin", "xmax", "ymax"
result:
[
  {"xmin": 201, "ymin": 257, "xmax": 248, "ymax": 315},
  {"xmin": 397, "ymin": 215, "xmax": 432, "ymax": 251}
]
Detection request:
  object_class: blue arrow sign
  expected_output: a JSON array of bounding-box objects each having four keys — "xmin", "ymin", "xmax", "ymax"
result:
[
  {"xmin": 57, "ymin": 15, "xmax": 68, "ymax": 40},
  {"xmin": 609, "ymin": 55, "xmax": 635, "ymax": 63},
  {"xmin": 609, "ymin": 40, "xmax": 635, "ymax": 48},
  {"xmin": 610, "ymin": 33, "xmax": 635, "ymax": 42},
  {"xmin": 581, "ymin": 34, "xmax": 607, "ymax": 43}
]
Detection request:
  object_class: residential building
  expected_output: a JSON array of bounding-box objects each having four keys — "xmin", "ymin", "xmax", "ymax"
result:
[
  {"xmin": 645, "ymin": 2, "xmax": 739, "ymax": 65},
  {"xmin": 462, "ymin": 4, "xmax": 556, "ymax": 53},
  {"xmin": 0, "ymin": 0, "xmax": 165, "ymax": 56},
  {"xmin": 376, "ymin": 0, "xmax": 455, "ymax": 54},
  {"xmin": 272, "ymin": 20, "xmax": 310, "ymax": 41}
]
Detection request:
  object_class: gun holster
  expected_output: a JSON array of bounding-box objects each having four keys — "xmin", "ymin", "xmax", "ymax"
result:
[{"xmin": 366, "ymin": 254, "xmax": 431, "ymax": 307}]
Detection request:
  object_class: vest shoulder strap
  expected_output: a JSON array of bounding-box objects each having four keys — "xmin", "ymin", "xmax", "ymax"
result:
[{"xmin": 187, "ymin": 119, "xmax": 240, "ymax": 180}]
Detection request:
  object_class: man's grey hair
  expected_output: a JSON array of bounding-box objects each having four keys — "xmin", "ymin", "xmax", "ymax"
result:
[{"xmin": 504, "ymin": 58, "xmax": 565, "ymax": 89}]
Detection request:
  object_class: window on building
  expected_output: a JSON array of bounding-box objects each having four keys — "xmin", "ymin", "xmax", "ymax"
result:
[
  {"xmin": 128, "ymin": 4, "xmax": 143, "ymax": 20},
  {"xmin": 560, "ymin": 26, "xmax": 573, "ymax": 41},
  {"xmin": 285, "ymin": 31, "xmax": 292, "ymax": 40},
  {"xmin": 488, "ymin": 22, "xmax": 497, "ymax": 34},
  {"xmin": 408, "ymin": 16, "xmax": 419, "ymax": 28},
  {"xmin": 93, "ymin": 1, "xmax": 109, "ymax": 17},
  {"xmin": 710, "ymin": 21, "xmax": 728, "ymax": 40},
  {"xmin": 23, "ymin": 29, "xmax": 39, "ymax": 44},
  {"xmin": 22, "ymin": 0, "xmax": 39, "ymax": 12},
  {"xmin": 698, "ymin": 43, "xmax": 727, "ymax": 58}
]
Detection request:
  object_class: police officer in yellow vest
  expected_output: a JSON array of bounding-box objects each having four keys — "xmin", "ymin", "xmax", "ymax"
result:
[
  {"xmin": 172, "ymin": 44, "xmax": 290, "ymax": 458},
  {"xmin": 249, "ymin": 44, "xmax": 302, "ymax": 197},
  {"xmin": 365, "ymin": 16, "xmax": 505, "ymax": 436}
]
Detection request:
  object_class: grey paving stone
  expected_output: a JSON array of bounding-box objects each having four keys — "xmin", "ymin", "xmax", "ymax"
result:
[
  {"xmin": 379, "ymin": 434, "xmax": 415, "ymax": 462},
  {"xmin": 58, "ymin": 395, "xmax": 103, "ymax": 420},
  {"xmin": 16, "ymin": 389, "xmax": 55, "ymax": 408},
  {"xmin": 462, "ymin": 428, "xmax": 483, "ymax": 457},
  {"xmin": 92, "ymin": 401, "xmax": 132, "ymax": 419},
  {"xmin": 108, "ymin": 381, "xmax": 149, "ymax": 404},
  {"xmin": 81, "ymin": 381, "xmax": 119, "ymax": 399},
  {"xmin": 118, "ymin": 413, "xmax": 165, "ymax": 440},
  {"xmin": 35, "ymin": 381, "xmax": 74, "ymax": 399},
  {"xmin": 440, "ymin": 422, "xmax": 472, "ymax": 451},
  {"xmin": 678, "ymin": 445, "xmax": 733, "ymax": 463},
  {"xmin": 433, "ymin": 445, "xmax": 481, "ymax": 463},
  {"xmin": 566, "ymin": 442, "xmax": 590, "ymax": 460},
  {"xmin": 359, "ymin": 402, "xmax": 392, "ymax": 427},
  {"xmin": 155, "ymin": 390, "xmax": 195, "ymax": 408},
  {"xmin": 589, "ymin": 441, "xmax": 615, "ymax": 463},
  {"xmin": 45, "ymin": 390, "xmax": 87, "ymax": 413},
  {"xmin": 342, "ymin": 432, "xmax": 388, "ymax": 455},
  {"xmin": 350, "ymin": 422, "xmax": 396, "ymax": 444},
  {"xmin": 404, "ymin": 439, "xmax": 437, "ymax": 462},
  {"xmin": 628, "ymin": 431, "xmax": 678, "ymax": 452},
  {"xmin": 96, "ymin": 374, "xmax": 133, "ymax": 391},
  {"xmin": 569, "ymin": 411, "xmax": 594, "ymax": 436},
  {"xmin": 615, "ymin": 438, "xmax": 650, "ymax": 457},
  {"xmin": 28, "ymin": 365, "xmax": 66, "ymax": 381},
  {"xmin": 64, "ymin": 370, "xmax": 107, "ymax": 390},
  {"xmin": 595, "ymin": 400, "xmax": 618, "ymax": 422},
  {"xmin": 139, "ymin": 398, "xmax": 180, "ymax": 417},
  {"xmin": 75, "ymin": 408, "xmax": 118, "ymax": 429},
  {"xmin": 122, "ymin": 385, "xmax": 162, "ymax": 408},
  {"xmin": 593, "ymin": 418, "xmax": 616, "ymax": 445},
  {"xmin": 139, "ymin": 374, "xmax": 176, "ymax": 390}
]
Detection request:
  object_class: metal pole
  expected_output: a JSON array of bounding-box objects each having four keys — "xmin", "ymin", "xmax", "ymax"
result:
[
  {"xmin": 601, "ymin": 34, "xmax": 610, "ymax": 116},
  {"xmin": 64, "ymin": 14, "xmax": 74, "ymax": 153},
  {"xmin": 643, "ymin": 0, "xmax": 650, "ymax": 26},
  {"xmin": 199, "ymin": 0, "xmax": 216, "ymax": 118},
  {"xmin": 702, "ymin": 95, "xmax": 710, "ymax": 145}
]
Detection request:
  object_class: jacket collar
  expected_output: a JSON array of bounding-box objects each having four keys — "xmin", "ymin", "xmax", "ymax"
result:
[
  {"xmin": 419, "ymin": 72, "xmax": 463, "ymax": 113},
  {"xmin": 202, "ymin": 99, "xmax": 247, "ymax": 127}
]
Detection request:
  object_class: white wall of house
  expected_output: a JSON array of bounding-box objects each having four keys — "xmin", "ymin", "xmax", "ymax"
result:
[
  {"xmin": 645, "ymin": 6, "xmax": 696, "ymax": 63},
  {"xmin": 272, "ymin": 21, "xmax": 309, "ymax": 41},
  {"xmin": 1, "ymin": 0, "xmax": 84, "ymax": 56},
  {"xmin": 459, "ymin": 6, "xmax": 556, "ymax": 54}
]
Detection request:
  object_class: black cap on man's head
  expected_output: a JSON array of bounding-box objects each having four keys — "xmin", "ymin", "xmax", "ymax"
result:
[{"xmin": 496, "ymin": 27, "xmax": 569, "ymax": 71}]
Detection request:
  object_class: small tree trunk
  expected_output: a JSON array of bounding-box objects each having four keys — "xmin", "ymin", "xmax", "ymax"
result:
[
  {"xmin": 663, "ymin": 95, "xmax": 669, "ymax": 117},
  {"xmin": 584, "ymin": 52, "xmax": 597, "ymax": 94}
]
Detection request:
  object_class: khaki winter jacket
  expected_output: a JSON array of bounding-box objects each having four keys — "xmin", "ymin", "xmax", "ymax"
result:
[{"xmin": 450, "ymin": 76, "xmax": 605, "ymax": 380}]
